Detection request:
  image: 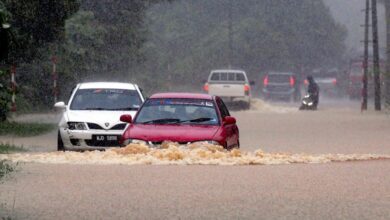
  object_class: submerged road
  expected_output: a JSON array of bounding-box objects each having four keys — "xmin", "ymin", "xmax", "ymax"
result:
[{"xmin": 1, "ymin": 99, "xmax": 389, "ymax": 219}]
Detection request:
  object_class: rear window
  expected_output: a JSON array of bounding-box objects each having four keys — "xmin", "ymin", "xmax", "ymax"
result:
[
  {"xmin": 317, "ymin": 72, "xmax": 337, "ymax": 78},
  {"xmin": 267, "ymin": 74, "xmax": 292, "ymax": 83},
  {"xmin": 210, "ymin": 72, "xmax": 246, "ymax": 82}
]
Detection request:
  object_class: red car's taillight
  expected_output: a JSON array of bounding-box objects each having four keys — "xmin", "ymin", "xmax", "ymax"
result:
[{"xmin": 332, "ymin": 79, "xmax": 337, "ymax": 85}]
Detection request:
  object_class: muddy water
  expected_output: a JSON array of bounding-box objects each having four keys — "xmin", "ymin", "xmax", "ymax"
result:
[
  {"xmin": 1, "ymin": 142, "xmax": 389, "ymax": 166},
  {"xmin": 249, "ymin": 99, "xmax": 297, "ymax": 113}
]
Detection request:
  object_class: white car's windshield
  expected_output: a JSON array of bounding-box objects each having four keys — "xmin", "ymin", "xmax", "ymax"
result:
[
  {"xmin": 70, "ymin": 89, "xmax": 142, "ymax": 111},
  {"xmin": 135, "ymin": 98, "xmax": 219, "ymax": 125}
]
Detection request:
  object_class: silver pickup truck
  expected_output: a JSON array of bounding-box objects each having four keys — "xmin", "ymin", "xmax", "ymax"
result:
[{"xmin": 203, "ymin": 69, "xmax": 253, "ymax": 109}]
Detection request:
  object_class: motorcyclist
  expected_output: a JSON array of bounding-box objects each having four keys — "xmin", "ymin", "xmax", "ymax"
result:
[{"xmin": 306, "ymin": 75, "xmax": 319, "ymax": 109}]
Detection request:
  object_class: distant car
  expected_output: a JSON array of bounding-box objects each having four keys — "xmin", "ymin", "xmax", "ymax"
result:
[
  {"xmin": 347, "ymin": 61, "xmax": 384, "ymax": 99},
  {"xmin": 120, "ymin": 93, "xmax": 240, "ymax": 149},
  {"xmin": 262, "ymin": 72, "xmax": 300, "ymax": 101},
  {"xmin": 306, "ymin": 69, "xmax": 339, "ymax": 97},
  {"xmin": 54, "ymin": 82, "xmax": 145, "ymax": 151},
  {"xmin": 203, "ymin": 69, "xmax": 253, "ymax": 109}
]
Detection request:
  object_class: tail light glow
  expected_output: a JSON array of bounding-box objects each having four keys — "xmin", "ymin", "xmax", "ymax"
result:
[
  {"xmin": 244, "ymin": 84, "xmax": 250, "ymax": 92},
  {"xmin": 332, "ymin": 79, "xmax": 337, "ymax": 85},
  {"xmin": 304, "ymin": 79, "xmax": 308, "ymax": 85},
  {"xmin": 289, "ymin": 76, "xmax": 295, "ymax": 87},
  {"xmin": 244, "ymin": 84, "xmax": 250, "ymax": 95},
  {"xmin": 263, "ymin": 76, "xmax": 269, "ymax": 86},
  {"xmin": 203, "ymin": 83, "xmax": 209, "ymax": 91}
]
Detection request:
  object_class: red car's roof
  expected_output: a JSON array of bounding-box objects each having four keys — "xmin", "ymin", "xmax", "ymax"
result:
[{"xmin": 150, "ymin": 93, "xmax": 214, "ymax": 100}]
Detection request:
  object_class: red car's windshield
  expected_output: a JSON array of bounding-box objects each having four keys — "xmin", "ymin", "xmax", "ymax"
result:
[{"xmin": 134, "ymin": 98, "xmax": 219, "ymax": 125}]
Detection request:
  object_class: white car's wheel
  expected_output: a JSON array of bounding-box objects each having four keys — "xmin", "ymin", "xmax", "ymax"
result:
[{"xmin": 57, "ymin": 130, "xmax": 65, "ymax": 151}]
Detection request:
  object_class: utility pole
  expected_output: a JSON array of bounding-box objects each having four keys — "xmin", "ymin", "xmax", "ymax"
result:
[
  {"xmin": 362, "ymin": 0, "xmax": 370, "ymax": 111},
  {"xmin": 228, "ymin": 0, "xmax": 233, "ymax": 69},
  {"xmin": 385, "ymin": 0, "xmax": 390, "ymax": 110},
  {"xmin": 51, "ymin": 55, "xmax": 58, "ymax": 104},
  {"xmin": 371, "ymin": 0, "xmax": 381, "ymax": 110}
]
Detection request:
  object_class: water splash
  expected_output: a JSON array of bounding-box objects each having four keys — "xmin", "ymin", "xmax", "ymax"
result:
[
  {"xmin": 249, "ymin": 99, "xmax": 297, "ymax": 113},
  {"xmin": 0, "ymin": 142, "xmax": 389, "ymax": 166}
]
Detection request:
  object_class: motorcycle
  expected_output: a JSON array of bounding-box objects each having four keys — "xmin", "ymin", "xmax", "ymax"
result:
[{"xmin": 299, "ymin": 94, "xmax": 317, "ymax": 110}]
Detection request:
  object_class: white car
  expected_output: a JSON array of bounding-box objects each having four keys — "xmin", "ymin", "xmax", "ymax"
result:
[
  {"xmin": 203, "ymin": 69, "xmax": 253, "ymax": 109},
  {"xmin": 54, "ymin": 82, "xmax": 145, "ymax": 151}
]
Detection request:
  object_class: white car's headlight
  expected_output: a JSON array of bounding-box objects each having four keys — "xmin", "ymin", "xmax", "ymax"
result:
[
  {"xmin": 67, "ymin": 122, "xmax": 87, "ymax": 130},
  {"xmin": 192, "ymin": 140, "xmax": 220, "ymax": 146},
  {"xmin": 122, "ymin": 139, "xmax": 148, "ymax": 146}
]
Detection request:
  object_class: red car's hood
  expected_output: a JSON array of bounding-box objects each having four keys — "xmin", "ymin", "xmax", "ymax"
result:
[{"xmin": 124, "ymin": 124, "xmax": 220, "ymax": 143}]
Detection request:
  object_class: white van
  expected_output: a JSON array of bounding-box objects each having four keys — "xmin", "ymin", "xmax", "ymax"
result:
[{"xmin": 203, "ymin": 69, "xmax": 253, "ymax": 109}]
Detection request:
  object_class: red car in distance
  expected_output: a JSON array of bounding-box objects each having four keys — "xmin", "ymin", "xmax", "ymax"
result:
[{"xmin": 119, "ymin": 93, "xmax": 239, "ymax": 149}]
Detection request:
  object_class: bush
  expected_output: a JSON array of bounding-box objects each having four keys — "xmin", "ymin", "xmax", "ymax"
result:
[
  {"xmin": 0, "ymin": 68, "xmax": 11, "ymax": 122},
  {"xmin": 0, "ymin": 160, "xmax": 14, "ymax": 180},
  {"xmin": 0, "ymin": 121, "xmax": 55, "ymax": 137}
]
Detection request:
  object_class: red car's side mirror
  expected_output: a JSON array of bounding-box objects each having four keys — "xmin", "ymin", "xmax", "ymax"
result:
[
  {"xmin": 120, "ymin": 114, "xmax": 132, "ymax": 123},
  {"xmin": 223, "ymin": 116, "xmax": 236, "ymax": 125}
]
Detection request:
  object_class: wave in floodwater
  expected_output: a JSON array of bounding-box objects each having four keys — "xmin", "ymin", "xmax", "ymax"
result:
[
  {"xmin": 250, "ymin": 99, "xmax": 297, "ymax": 113},
  {"xmin": 0, "ymin": 142, "xmax": 389, "ymax": 165}
]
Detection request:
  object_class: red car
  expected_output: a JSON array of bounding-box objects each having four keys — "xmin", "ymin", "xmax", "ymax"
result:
[{"xmin": 119, "ymin": 93, "xmax": 239, "ymax": 149}]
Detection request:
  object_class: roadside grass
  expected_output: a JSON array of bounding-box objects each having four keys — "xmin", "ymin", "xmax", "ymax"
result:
[
  {"xmin": 0, "ymin": 143, "xmax": 24, "ymax": 220},
  {"xmin": 0, "ymin": 121, "xmax": 55, "ymax": 137},
  {"xmin": 0, "ymin": 160, "xmax": 15, "ymax": 180},
  {"xmin": 0, "ymin": 143, "xmax": 26, "ymax": 180},
  {"xmin": 0, "ymin": 143, "xmax": 27, "ymax": 154},
  {"xmin": 0, "ymin": 158, "xmax": 16, "ymax": 219}
]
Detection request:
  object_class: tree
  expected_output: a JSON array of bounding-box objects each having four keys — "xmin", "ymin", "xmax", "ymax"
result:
[
  {"xmin": 1, "ymin": 0, "xmax": 79, "ymax": 62},
  {"xmin": 58, "ymin": 0, "xmax": 172, "ymax": 96},
  {"xmin": 143, "ymin": 0, "xmax": 347, "ymax": 86},
  {"xmin": 0, "ymin": 1, "xmax": 11, "ymax": 62}
]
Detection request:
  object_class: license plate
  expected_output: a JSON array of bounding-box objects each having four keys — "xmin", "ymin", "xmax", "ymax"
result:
[{"xmin": 93, "ymin": 135, "xmax": 118, "ymax": 141}]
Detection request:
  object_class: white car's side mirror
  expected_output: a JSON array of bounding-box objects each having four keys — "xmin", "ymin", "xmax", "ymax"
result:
[{"xmin": 54, "ymin": 101, "xmax": 67, "ymax": 109}]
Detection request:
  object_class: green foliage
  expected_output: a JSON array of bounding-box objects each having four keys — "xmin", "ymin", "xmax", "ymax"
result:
[
  {"xmin": 0, "ymin": 68, "xmax": 11, "ymax": 121},
  {"xmin": 0, "ymin": 0, "xmax": 79, "ymax": 111},
  {"xmin": 1, "ymin": 0, "xmax": 80, "ymax": 62},
  {"xmin": 0, "ymin": 0, "xmax": 166, "ymax": 109},
  {"xmin": 0, "ymin": 0, "xmax": 347, "ymax": 109},
  {"xmin": 144, "ymin": 0, "xmax": 347, "ymax": 84},
  {"xmin": 60, "ymin": 10, "xmax": 107, "ymax": 87},
  {"xmin": 0, "ymin": 143, "xmax": 26, "ymax": 154},
  {"xmin": 0, "ymin": 1, "xmax": 11, "ymax": 61},
  {"xmin": 0, "ymin": 121, "xmax": 55, "ymax": 137},
  {"xmin": 0, "ymin": 160, "xmax": 14, "ymax": 180}
]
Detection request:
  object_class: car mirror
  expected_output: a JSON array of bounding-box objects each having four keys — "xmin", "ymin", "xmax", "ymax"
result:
[
  {"xmin": 54, "ymin": 101, "xmax": 66, "ymax": 109},
  {"xmin": 223, "ymin": 116, "xmax": 236, "ymax": 125},
  {"xmin": 250, "ymin": 80, "xmax": 255, "ymax": 86},
  {"xmin": 120, "ymin": 114, "xmax": 132, "ymax": 123}
]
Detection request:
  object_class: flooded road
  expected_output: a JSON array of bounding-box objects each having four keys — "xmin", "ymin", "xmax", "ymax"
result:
[
  {"xmin": 1, "ymin": 142, "xmax": 389, "ymax": 166},
  {"xmin": 1, "ymin": 99, "xmax": 390, "ymax": 219}
]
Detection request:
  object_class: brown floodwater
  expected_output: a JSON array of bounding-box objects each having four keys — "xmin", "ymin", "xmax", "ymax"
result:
[{"xmin": 1, "ymin": 142, "xmax": 389, "ymax": 166}]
